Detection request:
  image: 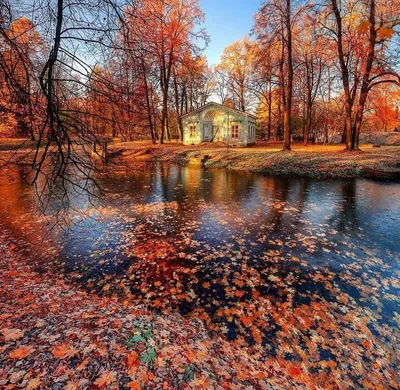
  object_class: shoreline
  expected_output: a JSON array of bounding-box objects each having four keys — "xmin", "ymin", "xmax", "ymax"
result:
[
  {"xmin": 1, "ymin": 139, "xmax": 399, "ymax": 180},
  {"xmin": 111, "ymin": 141, "xmax": 400, "ymax": 181}
]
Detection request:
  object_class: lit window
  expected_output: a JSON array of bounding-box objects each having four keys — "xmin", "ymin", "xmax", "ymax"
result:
[
  {"xmin": 231, "ymin": 124, "xmax": 239, "ymax": 139},
  {"xmin": 190, "ymin": 125, "xmax": 197, "ymax": 137}
]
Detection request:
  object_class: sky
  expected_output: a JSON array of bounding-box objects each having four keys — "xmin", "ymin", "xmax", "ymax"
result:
[{"xmin": 200, "ymin": 0, "xmax": 262, "ymax": 66}]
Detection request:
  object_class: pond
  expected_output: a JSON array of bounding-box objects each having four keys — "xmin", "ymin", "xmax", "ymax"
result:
[{"xmin": 0, "ymin": 163, "xmax": 399, "ymax": 384}]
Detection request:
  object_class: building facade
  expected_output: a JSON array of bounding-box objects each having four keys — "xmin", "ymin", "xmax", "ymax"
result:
[{"xmin": 181, "ymin": 102, "xmax": 256, "ymax": 147}]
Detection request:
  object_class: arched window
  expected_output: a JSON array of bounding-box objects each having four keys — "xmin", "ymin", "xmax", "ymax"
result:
[{"xmin": 203, "ymin": 110, "xmax": 221, "ymax": 122}]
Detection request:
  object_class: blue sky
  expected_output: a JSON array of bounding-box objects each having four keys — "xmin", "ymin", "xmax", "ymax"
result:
[{"xmin": 200, "ymin": 0, "xmax": 262, "ymax": 65}]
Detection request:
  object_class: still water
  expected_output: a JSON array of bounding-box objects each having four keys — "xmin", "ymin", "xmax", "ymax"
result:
[{"xmin": 0, "ymin": 163, "xmax": 399, "ymax": 378}]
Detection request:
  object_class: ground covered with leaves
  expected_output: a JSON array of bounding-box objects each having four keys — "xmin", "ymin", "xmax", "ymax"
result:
[
  {"xmin": 1, "ymin": 231, "xmax": 336, "ymax": 390},
  {"xmin": 113, "ymin": 141, "xmax": 400, "ymax": 180}
]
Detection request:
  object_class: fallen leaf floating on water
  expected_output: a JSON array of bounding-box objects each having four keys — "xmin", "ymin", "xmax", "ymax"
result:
[{"xmin": 0, "ymin": 172, "xmax": 399, "ymax": 389}]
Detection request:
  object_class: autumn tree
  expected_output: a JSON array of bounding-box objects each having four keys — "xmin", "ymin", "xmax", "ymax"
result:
[
  {"xmin": 215, "ymin": 36, "xmax": 256, "ymax": 112},
  {"xmin": 365, "ymin": 84, "xmax": 400, "ymax": 133},
  {"xmin": 172, "ymin": 54, "xmax": 215, "ymax": 140},
  {"xmin": 0, "ymin": 16, "xmax": 44, "ymax": 139},
  {"xmin": 295, "ymin": 13, "xmax": 326, "ymax": 145},
  {"xmin": 0, "ymin": 0, "xmax": 135, "ymax": 205},
  {"xmin": 255, "ymin": 0, "xmax": 307, "ymax": 150},
  {"xmin": 124, "ymin": 0, "xmax": 208, "ymax": 144},
  {"xmin": 327, "ymin": 0, "xmax": 400, "ymax": 150},
  {"xmin": 248, "ymin": 35, "xmax": 278, "ymax": 140}
]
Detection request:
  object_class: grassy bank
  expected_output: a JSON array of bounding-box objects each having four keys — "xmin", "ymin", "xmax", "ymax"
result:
[
  {"xmin": 112, "ymin": 141, "xmax": 400, "ymax": 180},
  {"xmin": 1, "ymin": 138, "xmax": 399, "ymax": 179}
]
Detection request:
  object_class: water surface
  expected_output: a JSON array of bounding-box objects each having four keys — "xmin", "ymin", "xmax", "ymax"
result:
[{"xmin": 0, "ymin": 163, "xmax": 399, "ymax": 384}]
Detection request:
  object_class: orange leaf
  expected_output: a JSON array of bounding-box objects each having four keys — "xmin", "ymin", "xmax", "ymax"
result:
[
  {"xmin": 2, "ymin": 328, "xmax": 24, "ymax": 341},
  {"xmin": 377, "ymin": 27, "xmax": 394, "ymax": 39},
  {"xmin": 53, "ymin": 344, "xmax": 69, "ymax": 359},
  {"xmin": 234, "ymin": 290, "xmax": 244, "ymax": 297},
  {"xmin": 128, "ymin": 381, "xmax": 141, "ymax": 390},
  {"xmin": 94, "ymin": 370, "xmax": 118, "ymax": 388},
  {"xmin": 237, "ymin": 371, "xmax": 248, "ymax": 381},
  {"xmin": 251, "ymin": 326, "xmax": 262, "ymax": 344},
  {"xmin": 126, "ymin": 351, "xmax": 140, "ymax": 374},
  {"xmin": 240, "ymin": 315, "xmax": 253, "ymax": 327},
  {"xmin": 288, "ymin": 366, "xmax": 302, "ymax": 377},
  {"xmin": 357, "ymin": 20, "xmax": 370, "ymax": 34},
  {"xmin": 77, "ymin": 359, "xmax": 89, "ymax": 371},
  {"xmin": 361, "ymin": 339, "xmax": 373, "ymax": 350},
  {"xmin": 253, "ymin": 371, "xmax": 267, "ymax": 379},
  {"xmin": 53, "ymin": 343, "xmax": 78, "ymax": 359},
  {"xmin": 8, "ymin": 345, "xmax": 34, "ymax": 359},
  {"xmin": 63, "ymin": 381, "xmax": 80, "ymax": 390}
]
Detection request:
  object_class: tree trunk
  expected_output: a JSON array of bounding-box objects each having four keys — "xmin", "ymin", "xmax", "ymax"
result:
[
  {"xmin": 173, "ymin": 71, "xmax": 184, "ymax": 141},
  {"xmin": 304, "ymin": 105, "xmax": 312, "ymax": 146},
  {"xmin": 331, "ymin": 0, "xmax": 355, "ymax": 150},
  {"xmin": 282, "ymin": 0, "xmax": 293, "ymax": 151},
  {"xmin": 267, "ymin": 80, "xmax": 272, "ymax": 140},
  {"xmin": 341, "ymin": 119, "xmax": 347, "ymax": 144},
  {"xmin": 351, "ymin": 0, "xmax": 377, "ymax": 150},
  {"xmin": 142, "ymin": 58, "xmax": 156, "ymax": 144}
]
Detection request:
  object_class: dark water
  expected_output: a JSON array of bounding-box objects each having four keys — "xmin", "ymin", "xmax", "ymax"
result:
[{"xmin": 0, "ymin": 163, "xmax": 399, "ymax": 357}]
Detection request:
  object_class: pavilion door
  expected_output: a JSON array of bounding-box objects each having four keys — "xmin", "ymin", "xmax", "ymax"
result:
[{"xmin": 203, "ymin": 123, "xmax": 212, "ymax": 141}]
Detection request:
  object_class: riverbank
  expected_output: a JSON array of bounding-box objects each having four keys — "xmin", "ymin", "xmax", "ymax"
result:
[
  {"xmin": 112, "ymin": 141, "xmax": 400, "ymax": 180},
  {"xmin": 1, "ymin": 138, "xmax": 400, "ymax": 180}
]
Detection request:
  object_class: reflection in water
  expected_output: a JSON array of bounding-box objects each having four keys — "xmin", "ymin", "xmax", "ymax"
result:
[{"xmin": 0, "ymin": 163, "xmax": 399, "ymax": 385}]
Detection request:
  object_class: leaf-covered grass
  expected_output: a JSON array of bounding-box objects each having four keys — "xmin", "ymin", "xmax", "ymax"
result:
[{"xmin": 112, "ymin": 141, "xmax": 400, "ymax": 179}]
